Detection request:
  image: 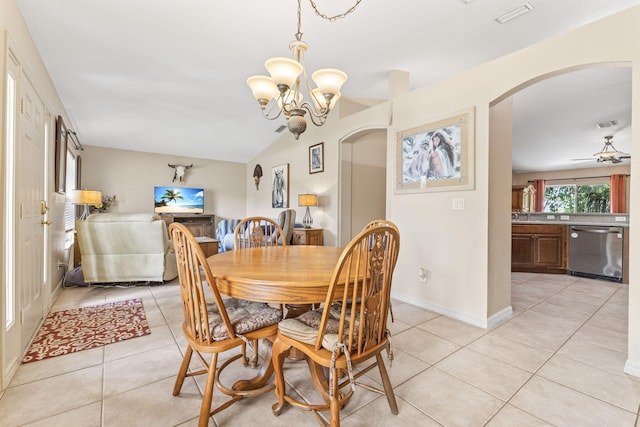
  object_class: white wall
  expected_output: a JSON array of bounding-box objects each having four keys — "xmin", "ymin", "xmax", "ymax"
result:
[
  {"xmin": 79, "ymin": 145, "xmax": 247, "ymax": 222},
  {"xmin": 488, "ymin": 97, "xmax": 514, "ymax": 321},
  {"xmin": 245, "ymin": 101, "xmax": 392, "ymax": 247},
  {"xmin": 348, "ymin": 131, "xmax": 387, "ymax": 236}
]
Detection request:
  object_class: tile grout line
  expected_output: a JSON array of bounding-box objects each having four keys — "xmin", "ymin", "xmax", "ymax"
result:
[{"xmin": 484, "ymin": 276, "xmax": 632, "ymax": 425}]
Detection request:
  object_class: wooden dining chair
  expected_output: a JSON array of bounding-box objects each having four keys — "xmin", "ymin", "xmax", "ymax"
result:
[
  {"xmin": 364, "ymin": 219, "xmax": 399, "ymax": 322},
  {"xmin": 271, "ymin": 224, "xmax": 400, "ymax": 427},
  {"xmin": 234, "ymin": 216, "xmax": 287, "ymax": 366},
  {"xmin": 363, "ymin": 219, "xmax": 399, "ymax": 234},
  {"xmin": 169, "ymin": 223, "xmax": 282, "ymax": 427},
  {"xmin": 234, "ymin": 216, "xmax": 287, "ymax": 249}
]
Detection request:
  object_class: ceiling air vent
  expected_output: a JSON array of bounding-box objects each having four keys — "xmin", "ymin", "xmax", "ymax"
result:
[
  {"xmin": 275, "ymin": 125, "xmax": 287, "ymax": 133},
  {"xmin": 495, "ymin": 3, "xmax": 533, "ymax": 24},
  {"xmin": 597, "ymin": 120, "xmax": 618, "ymax": 129}
]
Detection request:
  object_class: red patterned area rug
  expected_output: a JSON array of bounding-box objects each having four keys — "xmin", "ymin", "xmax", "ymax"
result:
[{"xmin": 22, "ymin": 298, "xmax": 150, "ymax": 363}]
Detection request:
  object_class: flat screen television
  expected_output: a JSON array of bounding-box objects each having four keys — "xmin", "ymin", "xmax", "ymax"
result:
[{"xmin": 154, "ymin": 186, "xmax": 204, "ymax": 214}]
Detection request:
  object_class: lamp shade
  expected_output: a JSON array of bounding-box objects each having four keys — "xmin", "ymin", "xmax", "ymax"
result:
[
  {"xmin": 69, "ymin": 189, "xmax": 102, "ymax": 205},
  {"xmin": 298, "ymin": 193, "xmax": 318, "ymax": 207},
  {"xmin": 312, "ymin": 68, "xmax": 347, "ymax": 95},
  {"xmin": 247, "ymin": 75, "xmax": 278, "ymax": 102},
  {"xmin": 265, "ymin": 57, "xmax": 303, "ymax": 89}
]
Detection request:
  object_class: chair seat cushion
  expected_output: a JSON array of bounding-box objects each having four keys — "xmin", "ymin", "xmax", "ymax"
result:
[
  {"xmin": 207, "ymin": 299, "xmax": 281, "ymax": 341},
  {"xmin": 279, "ymin": 307, "xmax": 358, "ymax": 351}
]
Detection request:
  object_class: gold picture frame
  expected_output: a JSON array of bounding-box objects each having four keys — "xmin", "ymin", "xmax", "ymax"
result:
[{"xmin": 395, "ymin": 108, "xmax": 475, "ymax": 193}]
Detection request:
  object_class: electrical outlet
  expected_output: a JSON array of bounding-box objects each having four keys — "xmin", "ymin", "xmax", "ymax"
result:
[{"xmin": 560, "ymin": 215, "xmax": 570, "ymax": 220}]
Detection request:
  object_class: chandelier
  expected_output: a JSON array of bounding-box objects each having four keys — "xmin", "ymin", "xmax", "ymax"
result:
[{"xmin": 246, "ymin": 0, "xmax": 361, "ymax": 140}]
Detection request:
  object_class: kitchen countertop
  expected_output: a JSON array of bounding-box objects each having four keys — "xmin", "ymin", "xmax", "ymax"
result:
[{"xmin": 512, "ymin": 213, "xmax": 629, "ymax": 227}]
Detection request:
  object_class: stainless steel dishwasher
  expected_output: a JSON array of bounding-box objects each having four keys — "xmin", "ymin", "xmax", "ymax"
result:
[{"xmin": 568, "ymin": 225, "xmax": 624, "ymax": 282}]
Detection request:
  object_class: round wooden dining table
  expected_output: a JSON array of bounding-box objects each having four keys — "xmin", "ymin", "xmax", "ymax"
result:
[
  {"xmin": 207, "ymin": 245, "xmax": 345, "ymax": 394},
  {"xmin": 207, "ymin": 245, "xmax": 345, "ymax": 315}
]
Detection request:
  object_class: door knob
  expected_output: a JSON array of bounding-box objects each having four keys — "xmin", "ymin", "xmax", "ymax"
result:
[{"xmin": 41, "ymin": 220, "xmax": 51, "ymax": 225}]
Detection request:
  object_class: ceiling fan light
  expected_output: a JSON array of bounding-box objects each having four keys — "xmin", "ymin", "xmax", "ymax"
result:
[
  {"xmin": 311, "ymin": 68, "xmax": 348, "ymax": 96},
  {"xmin": 594, "ymin": 151, "xmax": 620, "ymax": 158},
  {"xmin": 265, "ymin": 57, "xmax": 303, "ymax": 89}
]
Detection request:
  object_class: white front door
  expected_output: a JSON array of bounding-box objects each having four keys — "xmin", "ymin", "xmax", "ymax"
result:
[
  {"xmin": 17, "ymin": 69, "xmax": 47, "ymax": 354},
  {"xmin": 3, "ymin": 48, "xmax": 21, "ymax": 385}
]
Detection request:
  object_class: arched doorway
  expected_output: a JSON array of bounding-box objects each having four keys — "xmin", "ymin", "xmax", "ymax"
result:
[{"xmin": 338, "ymin": 128, "xmax": 388, "ymax": 246}]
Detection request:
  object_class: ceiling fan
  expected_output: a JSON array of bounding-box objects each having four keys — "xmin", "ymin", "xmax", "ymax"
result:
[{"xmin": 571, "ymin": 135, "xmax": 631, "ymax": 164}]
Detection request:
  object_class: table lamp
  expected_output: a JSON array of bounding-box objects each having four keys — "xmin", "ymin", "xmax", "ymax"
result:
[
  {"xmin": 69, "ymin": 189, "xmax": 102, "ymax": 220},
  {"xmin": 298, "ymin": 193, "xmax": 318, "ymax": 228}
]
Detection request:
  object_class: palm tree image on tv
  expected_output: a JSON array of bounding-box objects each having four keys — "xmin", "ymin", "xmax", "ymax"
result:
[
  {"xmin": 154, "ymin": 186, "xmax": 204, "ymax": 213},
  {"xmin": 162, "ymin": 189, "xmax": 184, "ymax": 204}
]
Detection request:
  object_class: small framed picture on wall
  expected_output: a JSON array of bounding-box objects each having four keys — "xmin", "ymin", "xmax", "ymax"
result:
[
  {"xmin": 54, "ymin": 115, "xmax": 68, "ymax": 194},
  {"xmin": 309, "ymin": 142, "xmax": 324, "ymax": 174},
  {"xmin": 272, "ymin": 163, "xmax": 289, "ymax": 208}
]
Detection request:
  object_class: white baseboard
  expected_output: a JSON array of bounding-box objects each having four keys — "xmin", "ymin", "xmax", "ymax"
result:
[
  {"xmin": 391, "ymin": 291, "xmax": 513, "ymax": 329},
  {"xmin": 624, "ymin": 359, "xmax": 640, "ymax": 378},
  {"xmin": 487, "ymin": 306, "xmax": 513, "ymax": 329}
]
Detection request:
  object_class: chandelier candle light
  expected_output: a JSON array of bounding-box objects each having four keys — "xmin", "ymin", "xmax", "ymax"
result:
[
  {"xmin": 247, "ymin": 0, "xmax": 360, "ymax": 140},
  {"xmin": 69, "ymin": 189, "xmax": 102, "ymax": 220},
  {"xmin": 298, "ymin": 193, "xmax": 318, "ymax": 228}
]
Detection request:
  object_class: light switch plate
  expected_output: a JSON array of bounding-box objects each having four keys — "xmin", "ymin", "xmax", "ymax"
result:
[{"xmin": 452, "ymin": 198, "xmax": 464, "ymax": 210}]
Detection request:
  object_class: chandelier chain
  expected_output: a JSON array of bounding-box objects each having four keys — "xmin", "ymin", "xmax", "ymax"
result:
[
  {"xmin": 296, "ymin": 0, "xmax": 363, "ymax": 39},
  {"xmin": 307, "ymin": 0, "xmax": 364, "ymax": 22}
]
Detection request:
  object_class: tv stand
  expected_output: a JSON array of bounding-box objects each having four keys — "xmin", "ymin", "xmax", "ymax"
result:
[{"xmin": 160, "ymin": 213, "xmax": 215, "ymax": 238}]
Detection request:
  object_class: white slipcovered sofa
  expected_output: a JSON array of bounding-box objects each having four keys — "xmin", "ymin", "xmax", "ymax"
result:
[{"xmin": 76, "ymin": 213, "xmax": 178, "ymax": 283}]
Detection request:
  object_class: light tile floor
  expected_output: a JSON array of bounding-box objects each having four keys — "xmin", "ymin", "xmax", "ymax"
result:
[{"xmin": 1, "ymin": 273, "xmax": 639, "ymax": 426}]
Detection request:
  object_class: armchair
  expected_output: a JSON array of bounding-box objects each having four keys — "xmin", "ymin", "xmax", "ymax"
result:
[
  {"xmin": 215, "ymin": 218, "xmax": 241, "ymax": 252},
  {"xmin": 76, "ymin": 213, "xmax": 178, "ymax": 283},
  {"xmin": 276, "ymin": 208, "xmax": 296, "ymax": 245},
  {"xmin": 215, "ymin": 209, "xmax": 296, "ymax": 251}
]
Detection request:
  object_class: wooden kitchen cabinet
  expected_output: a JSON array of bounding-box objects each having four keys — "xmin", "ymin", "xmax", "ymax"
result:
[
  {"xmin": 512, "ymin": 186, "xmax": 525, "ymax": 212},
  {"xmin": 511, "ymin": 224, "xmax": 567, "ymax": 273}
]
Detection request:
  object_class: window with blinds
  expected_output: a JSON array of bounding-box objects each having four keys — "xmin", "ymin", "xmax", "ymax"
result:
[{"xmin": 64, "ymin": 149, "xmax": 76, "ymax": 232}]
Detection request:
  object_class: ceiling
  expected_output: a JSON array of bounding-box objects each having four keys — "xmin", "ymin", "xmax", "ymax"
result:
[{"xmin": 15, "ymin": 0, "xmax": 636, "ymax": 171}]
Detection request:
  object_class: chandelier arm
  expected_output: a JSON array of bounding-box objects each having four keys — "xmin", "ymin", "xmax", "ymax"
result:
[
  {"xmin": 261, "ymin": 96, "xmax": 288, "ymax": 120},
  {"xmin": 299, "ymin": 102, "xmax": 329, "ymax": 126},
  {"xmin": 307, "ymin": 0, "xmax": 364, "ymax": 22}
]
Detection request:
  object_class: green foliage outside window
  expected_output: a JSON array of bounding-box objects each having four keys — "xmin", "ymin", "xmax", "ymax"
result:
[{"xmin": 544, "ymin": 184, "xmax": 609, "ymax": 213}]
